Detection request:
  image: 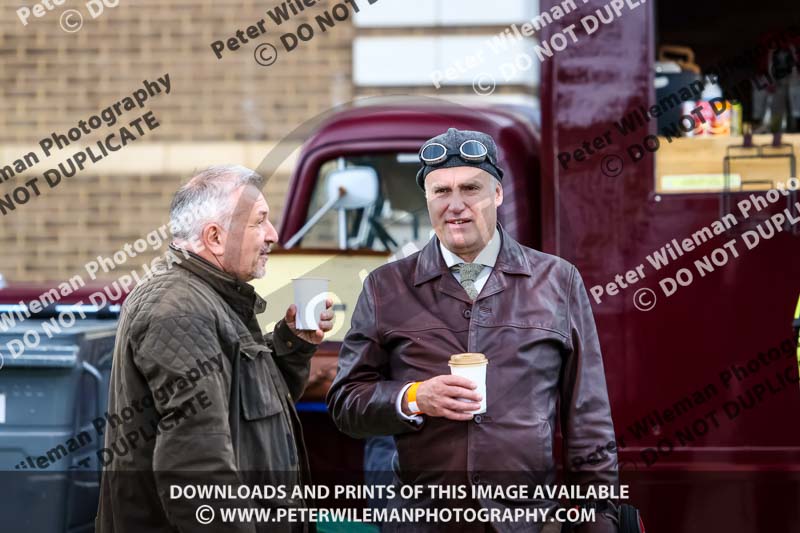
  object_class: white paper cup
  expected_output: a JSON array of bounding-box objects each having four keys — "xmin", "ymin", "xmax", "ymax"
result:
[
  {"xmin": 448, "ymin": 352, "xmax": 488, "ymax": 414},
  {"xmin": 292, "ymin": 278, "xmax": 329, "ymax": 330}
]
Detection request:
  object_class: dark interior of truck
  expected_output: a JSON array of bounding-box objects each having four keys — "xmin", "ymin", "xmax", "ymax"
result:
[{"xmin": 657, "ymin": 0, "xmax": 799, "ymax": 133}]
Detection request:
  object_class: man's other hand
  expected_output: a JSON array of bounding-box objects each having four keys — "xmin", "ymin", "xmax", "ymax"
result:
[
  {"xmin": 285, "ymin": 298, "xmax": 334, "ymax": 345},
  {"xmin": 405, "ymin": 375, "xmax": 482, "ymax": 421}
]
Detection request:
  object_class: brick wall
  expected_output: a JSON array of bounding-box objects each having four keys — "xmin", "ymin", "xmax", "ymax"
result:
[{"xmin": 0, "ymin": 0, "xmax": 356, "ymax": 282}]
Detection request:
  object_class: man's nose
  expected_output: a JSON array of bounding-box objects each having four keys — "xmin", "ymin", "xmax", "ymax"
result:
[
  {"xmin": 265, "ymin": 220, "xmax": 279, "ymax": 244},
  {"xmin": 448, "ymin": 191, "xmax": 467, "ymax": 212}
]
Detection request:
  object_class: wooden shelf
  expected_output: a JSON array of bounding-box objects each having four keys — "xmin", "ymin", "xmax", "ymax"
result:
[{"xmin": 656, "ymin": 134, "xmax": 800, "ymax": 193}]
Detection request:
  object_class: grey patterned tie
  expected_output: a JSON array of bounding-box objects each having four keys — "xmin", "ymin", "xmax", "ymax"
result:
[{"xmin": 451, "ymin": 263, "xmax": 483, "ymax": 300}]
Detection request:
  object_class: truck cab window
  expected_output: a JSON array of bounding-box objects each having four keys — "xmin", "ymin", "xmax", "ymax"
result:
[{"xmin": 297, "ymin": 153, "xmax": 434, "ymax": 251}]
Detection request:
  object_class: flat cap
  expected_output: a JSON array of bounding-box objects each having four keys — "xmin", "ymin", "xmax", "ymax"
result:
[{"xmin": 416, "ymin": 128, "xmax": 504, "ymax": 190}]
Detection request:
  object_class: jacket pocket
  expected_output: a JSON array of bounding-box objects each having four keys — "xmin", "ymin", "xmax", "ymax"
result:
[{"xmin": 239, "ymin": 348, "xmax": 284, "ymax": 420}]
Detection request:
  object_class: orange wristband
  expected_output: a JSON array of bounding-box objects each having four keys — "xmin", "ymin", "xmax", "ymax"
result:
[{"xmin": 407, "ymin": 382, "xmax": 422, "ymax": 415}]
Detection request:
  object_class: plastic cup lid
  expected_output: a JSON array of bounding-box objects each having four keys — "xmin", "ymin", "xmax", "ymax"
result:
[{"xmin": 448, "ymin": 352, "xmax": 488, "ymax": 366}]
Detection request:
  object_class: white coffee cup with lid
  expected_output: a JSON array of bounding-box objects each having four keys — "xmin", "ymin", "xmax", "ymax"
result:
[{"xmin": 448, "ymin": 352, "xmax": 488, "ymax": 414}]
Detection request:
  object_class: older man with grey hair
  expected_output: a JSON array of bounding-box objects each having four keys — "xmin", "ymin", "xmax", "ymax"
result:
[
  {"xmin": 96, "ymin": 165, "xmax": 333, "ymax": 533},
  {"xmin": 329, "ymin": 129, "xmax": 618, "ymax": 533}
]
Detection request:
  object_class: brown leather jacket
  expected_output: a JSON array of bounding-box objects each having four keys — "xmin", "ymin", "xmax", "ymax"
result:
[{"xmin": 327, "ymin": 227, "xmax": 618, "ymax": 532}]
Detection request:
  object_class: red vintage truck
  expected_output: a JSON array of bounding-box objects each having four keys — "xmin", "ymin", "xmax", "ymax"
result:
[{"xmin": 255, "ymin": 98, "xmax": 800, "ymax": 531}]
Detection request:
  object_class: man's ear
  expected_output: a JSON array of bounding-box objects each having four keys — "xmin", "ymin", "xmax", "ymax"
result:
[
  {"xmin": 495, "ymin": 180, "xmax": 504, "ymax": 207},
  {"xmin": 201, "ymin": 223, "xmax": 226, "ymax": 256}
]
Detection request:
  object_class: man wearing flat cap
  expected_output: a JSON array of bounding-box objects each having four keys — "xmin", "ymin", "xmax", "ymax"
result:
[{"xmin": 327, "ymin": 129, "xmax": 619, "ymax": 532}]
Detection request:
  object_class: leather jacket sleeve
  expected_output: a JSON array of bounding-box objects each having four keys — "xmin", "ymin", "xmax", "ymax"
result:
[
  {"xmin": 561, "ymin": 267, "xmax": 620, "ymax": 532},
  {"xmin": 326, "ymin": 274, "xmax": 423, "ymax": 438}
]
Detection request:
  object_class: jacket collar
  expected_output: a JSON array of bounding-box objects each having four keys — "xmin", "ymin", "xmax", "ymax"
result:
[
  {"xmin": 413, "ymin": 224, "xmax": 532, "ymax": 287},
  {"xmin": 169, "ymin": 244, "xmax": 267, "ymax": 320}
]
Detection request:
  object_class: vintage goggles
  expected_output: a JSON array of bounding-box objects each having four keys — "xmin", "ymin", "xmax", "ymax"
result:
[{"xmin": 419, "ymin": 140, "xmax": 491, "ymax": 166}]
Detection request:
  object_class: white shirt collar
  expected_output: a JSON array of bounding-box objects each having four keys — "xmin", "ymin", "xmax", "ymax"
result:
[{"xmin": 439, "ymin": 228, "xmax": 501, "ymax": 268}]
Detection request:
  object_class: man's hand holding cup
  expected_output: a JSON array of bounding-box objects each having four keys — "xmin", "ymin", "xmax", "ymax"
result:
[{"xmin": 402, "ymin": 375, "xmax": 482, "ymax": 421}]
